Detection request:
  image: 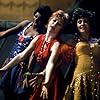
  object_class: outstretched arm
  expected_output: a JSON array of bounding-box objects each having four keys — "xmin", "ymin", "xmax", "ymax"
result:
[
  {"xmin": 44, "ymin": 41, "xmax": 60, "ymax": 84},
  {"xmin": 0, "ymin": 20, "xmax": 30, "ymax": 37},
  {"xmin": 40, "ymin": 41, "xmax": 60, "ymax": 99},
  {"xmin": 0, "ymin": 35, "xmax": 39, "ymax": 71}
]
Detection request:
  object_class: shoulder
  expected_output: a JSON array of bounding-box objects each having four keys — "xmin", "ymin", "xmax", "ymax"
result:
[
  {"xmin": 18, "ymin": 20, "xmax": 31, "ymax": 27},
  {"xmin": 52, "ymin": 38, "xmax": 60, "ymax": 46},
  {"xmin": 21, "ymin": 20, "xmax": 30, "ymax": 24},
  {"xmin": 30, "ymin": 35, "xmax": 40, "ymax": 43},
  {"xmin": 51, "ymin": 41, "xmax": 60, "ymax": 51}
]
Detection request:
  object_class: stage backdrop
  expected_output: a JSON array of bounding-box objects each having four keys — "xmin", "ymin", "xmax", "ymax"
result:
[{"xmin": 0, "ymin": 0, "xmax": 75, "ymax": 21}]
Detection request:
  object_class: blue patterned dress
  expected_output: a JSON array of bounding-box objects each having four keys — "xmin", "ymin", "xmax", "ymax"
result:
[{"xmin": 0, "ymin": 22, "xmax": 36, "ymax": 99}]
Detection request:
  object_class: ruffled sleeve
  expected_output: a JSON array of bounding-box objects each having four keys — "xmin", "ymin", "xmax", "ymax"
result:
[{"xmin": 59, "ymin": 44, "xmax": 75, "ymax": 67}]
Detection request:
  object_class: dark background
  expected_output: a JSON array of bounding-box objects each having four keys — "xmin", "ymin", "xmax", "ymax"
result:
[{"xmin": 73, "ymin": 0, "xmax": 99, "ymax": 36}]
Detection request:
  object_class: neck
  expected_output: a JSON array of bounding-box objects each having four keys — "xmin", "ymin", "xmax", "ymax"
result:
[
  {"xmin": 45, "ymin": 31, "xmax": 54, "ymax": 42},
  {"xmin": 79, "ymin": 32, "xmax": 90, "ymax": 42}
]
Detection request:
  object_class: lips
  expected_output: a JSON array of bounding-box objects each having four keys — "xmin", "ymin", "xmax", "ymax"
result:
[
  {"xmin": 80, "ymin": 25, "xmax": 86, "ymax": 30},
  {"xmin": 50, "ymin": 26, "xmax": 55, "ymax": 30}
]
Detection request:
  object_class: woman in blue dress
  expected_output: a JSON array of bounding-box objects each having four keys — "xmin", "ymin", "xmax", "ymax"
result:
[{"xmin": 0, "ymin": 5, "xmax": 52, "ymax": 100}]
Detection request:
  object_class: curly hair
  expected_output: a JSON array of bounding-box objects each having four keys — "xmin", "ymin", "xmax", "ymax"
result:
[
  {"xmin": 71, "ymin": 8, "xmax": 96, "ymax": 36},
  {"xmin": 34, "ymin": 5, "xmax": 53, "ymax": 25}
]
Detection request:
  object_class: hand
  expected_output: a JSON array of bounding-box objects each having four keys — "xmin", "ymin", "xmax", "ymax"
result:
[
  {"xmin": 40, "ymin": 85, "xmax": 48, "ymax": 99},
  {"xmin": 29, "ymin": 72, "xmax": 44, "ymax": 88},
  {"xmin": 22, "ymin": 72, "xmax": 32, "ymax": 88},
  {"xmin": 22, "ymin": 73, "xmax": 29, "ymax": 88}
]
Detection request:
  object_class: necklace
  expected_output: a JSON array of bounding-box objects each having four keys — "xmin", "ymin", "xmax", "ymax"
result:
[{"xmin": 37, "ymin": 38, "xmax": 50, "ymax": 62}]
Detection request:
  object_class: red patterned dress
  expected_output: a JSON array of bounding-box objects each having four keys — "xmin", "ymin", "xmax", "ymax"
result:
[{"xmin": 28, "ymin": 34, "xmax": 63, "ymax": 100}]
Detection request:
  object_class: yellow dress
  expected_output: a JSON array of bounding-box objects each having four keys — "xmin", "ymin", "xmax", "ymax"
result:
[{"xmin": 63, "ymin": 41, "xmax": 100, "ymax": 100}]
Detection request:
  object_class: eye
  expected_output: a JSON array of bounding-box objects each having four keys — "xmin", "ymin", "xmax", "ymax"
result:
[
  {"xmin": 84, "ymin": 20, "xmax": 88, "ymax": 23},
  {"xmin": 34, "ymin": 14, "xmax": 38, "ymax": 18},
  {"xmin": 57, "ymin": 22, "xmax": 62, "ymax": 26},
  {"xmin": 77, "ymin": 20, "xmax": 82, "ymax": 24}
]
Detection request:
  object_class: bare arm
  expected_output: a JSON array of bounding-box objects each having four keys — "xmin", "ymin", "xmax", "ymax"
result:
[
  {"xmin": 0, "ymin": 20, "xmax": 30, "ymax": 37},
  {"xmin": 0, "ymin": 35, "xmax": 39, "ymax": 71},
  {"xmin": 40, "ymin": 41, "xmax": 60, "ymax": 99},
  {"xmin": 44, "ymin": 41, "xmax": 60, "ymax": 84}
]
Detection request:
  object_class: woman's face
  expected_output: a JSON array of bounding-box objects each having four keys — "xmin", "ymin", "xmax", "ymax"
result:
[
  {"xmin": 32, "ymin": 12, "xmax": 43, "ymax": 27},
  {"xmin": 47, "ymin": 17, "xmax": 63, "ymax": 36},
  {"xmin": 77, "ymin": 18, "xmax": 90, "ymax": 34}
]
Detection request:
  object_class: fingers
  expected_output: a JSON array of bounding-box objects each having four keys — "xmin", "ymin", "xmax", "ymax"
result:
[
  {"xmin": 39, "ymin": 72, "xmax": 45, "ymax": 76},
  {"xmin": 29, "ymin": 76, "xmax": 41, "ymax": 88},
  {"xmin": 29, "ymin": 76, "xmax": 38, "ymax": 82},
  {"xmin": 40, "ymin": 85, "xmax": 48, "ymax": 99},
  {"xmin": 25, "ymin": 79, "xmax": 29, "ymax": 87},
  {"xmin": 22, "ymin": 80, "xmax": 25, "ymax": 88},
  {"xmin": 29, "ymin": 79, "xmax": 37, "ymax": 87},
  {"xmin": 32, "ymin": 72, "xmax": 44, "ymax": 76},
  {"xmin": 32, "ymin": 73, "xmax": 39, "ymax": 76},
  {"xmin": 22, "ymin": 77, "xmax": 29, "ymax": 88},
  {"xmin": 25, "ymin": 72, "xmax": 31, "ymax": 76},
  {"xmin": 40, "ymin": 90, "xmax": 48, "ymax": 99}
]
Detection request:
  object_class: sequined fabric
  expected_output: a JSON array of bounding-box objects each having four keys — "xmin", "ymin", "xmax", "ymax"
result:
[
  {"xmin": 63, "ymin": 39, "xmax": 100, "ymax": 100},
  {"xmin": 64, "ymin": 71, "xmax": 100, "ymax": 100}
]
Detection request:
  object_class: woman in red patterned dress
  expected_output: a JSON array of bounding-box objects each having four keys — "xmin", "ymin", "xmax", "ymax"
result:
[{"xmin": 0, "ymin": 10, "xmax": 68, "ymax": 100}]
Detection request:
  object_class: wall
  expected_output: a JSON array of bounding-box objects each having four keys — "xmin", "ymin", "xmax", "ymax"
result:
[
  {"xmin": 0, "ymin": 0, "xmax": 75, "ymax": 21},
  {"xmin": 40, "ymin": 0, "xmax": 74, "ymax": 11},
  {"xmin": 0, "ymin": 0, "xmax": 39, "ymax": 21}
]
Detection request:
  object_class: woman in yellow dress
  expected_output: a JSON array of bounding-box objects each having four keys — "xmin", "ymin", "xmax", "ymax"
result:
[{"xmin": 63, "ymin": 8, "xmax": 100, "ymax": 100}]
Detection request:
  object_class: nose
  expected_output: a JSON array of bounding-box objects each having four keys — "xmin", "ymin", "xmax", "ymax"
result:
[
  {"xmin": 53, "ymin": 21, "xmax": 58, "ymax": 26},
  {"xmin": 34, "ymin": 17, "xmax": 38, "ymax": 21},
  {"xmin": 81, "ymin": 20, "xmax": 85, "ymax": 25}
]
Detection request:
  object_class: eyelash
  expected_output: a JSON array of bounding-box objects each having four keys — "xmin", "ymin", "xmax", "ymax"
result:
[{"xmin": 53, "ymin": 19, "xmax": 62, "ymax": 26}]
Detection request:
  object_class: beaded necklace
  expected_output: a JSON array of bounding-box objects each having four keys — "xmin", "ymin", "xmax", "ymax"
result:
[{"xmin": 37, "ymin": 37, "xmax": 50, "ymax": 63}]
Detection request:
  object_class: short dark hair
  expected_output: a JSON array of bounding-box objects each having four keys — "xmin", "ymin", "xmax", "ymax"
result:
[{"xmin": 34, "ymin": 5, "xmax": 53, "ymax": 25}]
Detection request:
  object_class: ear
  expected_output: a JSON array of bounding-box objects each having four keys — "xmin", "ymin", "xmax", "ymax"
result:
[{"xmin": 45, "ymin": 24, "xmax": 48, "ymax": 28}]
